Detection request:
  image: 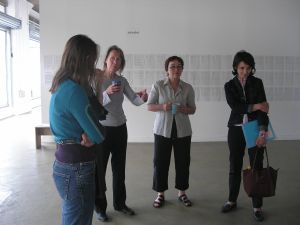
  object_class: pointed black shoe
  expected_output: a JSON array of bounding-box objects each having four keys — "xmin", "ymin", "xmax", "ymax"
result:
[
  {"xmin": 253, "ymin": 210, "xmax": 264, "ymax": 222},
  {"xmin": 221, "ymin": 202, "xmax": 237, "ymax": 213},
  {"xmin": 116, "ymin": 205, "xmax": 135, "ymax": 215}
]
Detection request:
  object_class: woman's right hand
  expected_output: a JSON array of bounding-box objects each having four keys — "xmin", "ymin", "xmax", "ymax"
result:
[
  {"xmin": 162, "ymin": 103, "xmax": 171, "ymax": 111},
  {"xmin": 106, "ymin": 84, "xmax": 121, "ymax": 95}
]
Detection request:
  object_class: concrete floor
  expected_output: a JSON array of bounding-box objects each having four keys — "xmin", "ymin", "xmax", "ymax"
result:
[{"xmin": 0, "ymin": 109, "xmax": 299, "ymax": 225}]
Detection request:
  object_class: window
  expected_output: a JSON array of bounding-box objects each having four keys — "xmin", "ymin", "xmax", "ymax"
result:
[
  {"xmin": 0, "ymin": 29, "xmax": 9, "ymax": 108},
  {"xmin": 0, "ymin": 1, "xmax": 40, "ymax": 118},
  {"xmin": 28, "ymin": 39, "xmax": 41, "ymax": 100}
]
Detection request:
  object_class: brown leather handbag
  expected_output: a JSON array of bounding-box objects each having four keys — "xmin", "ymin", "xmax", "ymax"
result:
[{"xmin": 243, "ymin": 147, "xmax": 279, "ymax": 197}]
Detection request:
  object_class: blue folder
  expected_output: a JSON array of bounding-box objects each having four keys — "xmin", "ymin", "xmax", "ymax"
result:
[{"xmin": 242, "ymin": 120, "xmax": 276, "ymax": 148}]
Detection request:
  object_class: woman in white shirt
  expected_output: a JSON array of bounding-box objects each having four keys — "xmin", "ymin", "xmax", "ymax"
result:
[{"xmin": 147, "ymin": 56, "xmax": 196, "ymax": 208}]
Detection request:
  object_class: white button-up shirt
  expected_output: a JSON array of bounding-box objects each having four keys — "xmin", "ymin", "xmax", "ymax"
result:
[{"xmin": 147, "ymin": 78, "xmax": 196, "ymax": 138}]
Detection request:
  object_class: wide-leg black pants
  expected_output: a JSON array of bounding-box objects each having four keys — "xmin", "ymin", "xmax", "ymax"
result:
[{"xmin": 153, "ymin": 120, "xmax": 191, "ymax": 192}]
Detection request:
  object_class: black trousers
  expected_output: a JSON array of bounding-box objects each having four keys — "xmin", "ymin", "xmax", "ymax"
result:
[
  {"xmin": 94, "ymin": 144, "xmax": 107, "ymax": 212},
  {"xmin": 153, "ymin": 120, "xmax": 191, "ymax": 192},
  {"xmin": 227, "ymin": 126, "xmax": 264, "ymax": 208},
  {"xmin": 95, "ymin": 123, "xmax": 128, "ymax": 212}
]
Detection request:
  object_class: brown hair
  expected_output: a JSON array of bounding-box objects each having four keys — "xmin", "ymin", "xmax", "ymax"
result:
[
  {"xmin": 103, "ymin": 45, "xmax": 125, "ymax": 73},
  {"xmin": 164, "ymin": 55, "xmax": 184, "ymax": 72},
  {"xmin": 49, "ymin": 34, "xmax": 99, "ymax": 93}
]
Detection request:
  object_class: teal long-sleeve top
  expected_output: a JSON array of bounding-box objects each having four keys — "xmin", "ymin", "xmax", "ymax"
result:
[{"xmin": 49, "ymin": 79, "xmax": 104, "ymax": 144}]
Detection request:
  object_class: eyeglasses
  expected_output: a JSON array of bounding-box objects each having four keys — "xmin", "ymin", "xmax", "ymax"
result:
[{"xmin": 168, "ymin": 65, "xmax": 183, "ymax": 70}]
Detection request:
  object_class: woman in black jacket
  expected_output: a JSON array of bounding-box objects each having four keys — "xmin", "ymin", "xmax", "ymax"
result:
[{"xmin": 222, "ymin": 50, "xmax": 269, "ymax": 222}]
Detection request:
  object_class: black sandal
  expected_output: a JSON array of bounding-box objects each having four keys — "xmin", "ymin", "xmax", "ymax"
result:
[
  {"xmin": 178, "ymin": 194, "xmax": 192, "ymax": 207},
  {"xmin": 153, "ymin": 194, "xmax": 165, "ymax": 208}
]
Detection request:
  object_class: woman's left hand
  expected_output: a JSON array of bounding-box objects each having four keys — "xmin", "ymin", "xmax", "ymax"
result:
[
  {"xmin": 137, "ymin": 89, "xmax": 148, "ymax": 102},
  {"xmin": 177, "ymin": 105, "xmax": 188, "ymax": 114},
  {"xmin": 81, "ymin": 133, "xmax": 94, "ymax": 147},
  {"xmin": 256, "ymin": 137, "xmax": 266, "ymax": 148},
  {"xmin": 256, "ymin": 131, "xmax": 267, "ymax": 147}
]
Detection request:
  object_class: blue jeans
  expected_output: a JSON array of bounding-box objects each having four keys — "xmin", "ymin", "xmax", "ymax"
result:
[{"xmin": 53, "ymin": 160, "xmax": 96, "ymax": 225}]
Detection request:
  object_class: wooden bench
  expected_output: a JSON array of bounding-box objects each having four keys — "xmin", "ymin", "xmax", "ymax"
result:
[{"xmin": 35, "ymin": 124, "xmax": 52, "ymax": 149}]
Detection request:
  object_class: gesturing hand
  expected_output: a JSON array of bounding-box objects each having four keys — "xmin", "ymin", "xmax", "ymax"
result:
[{"xmin": 137, "ymin": 89, "xmax": 148, "ymax": 102}]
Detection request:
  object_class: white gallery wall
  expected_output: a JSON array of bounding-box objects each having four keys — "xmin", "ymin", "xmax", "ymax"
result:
[{"xmin": 40, "ymin": 0, "xmax": 300, "ymax": 142}]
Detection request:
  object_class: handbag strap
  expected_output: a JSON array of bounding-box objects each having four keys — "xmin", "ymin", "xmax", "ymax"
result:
[
  {"xmin": 265, "ymin": 147, "xmax": 270, "ymax": 167},
  {"xmin": 252, "ymin": 146, "xmax": 270, "ymax": 172}
]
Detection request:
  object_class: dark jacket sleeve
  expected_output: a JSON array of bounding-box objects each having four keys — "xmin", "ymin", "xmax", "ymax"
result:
[
  {"xmin": 252, "ymin": 79, "xmax": 269, "ymax": 131},
  {"xmin": 224, "ymin": 81, "xmax": 249, "ymax": 114}
]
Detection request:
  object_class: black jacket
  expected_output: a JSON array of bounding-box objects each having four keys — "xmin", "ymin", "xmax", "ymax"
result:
[{"xmin": 224, "ymin": 75, "xmax": 269, "ymax": 130}]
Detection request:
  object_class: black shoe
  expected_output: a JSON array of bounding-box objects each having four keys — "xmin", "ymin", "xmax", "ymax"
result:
[
  {"xmin": 221, "ymin": 202, "xmax": 237, "ymax": 213},
  {"xmin": 96, "ymin": 211, "xmax": 109, "ymax": 222},
  {"xmin": 253, "ymin": 210, "xmax": 264, "ymax": 222},
  {"xmin": 116, "ymin": 205, "xmax": 135, "ymax": 215}
]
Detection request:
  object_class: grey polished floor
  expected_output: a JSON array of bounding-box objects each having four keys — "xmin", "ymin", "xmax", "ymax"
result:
[{"xmin": 0, "ymin": 109, "xmax": 299, "ymax": 225}]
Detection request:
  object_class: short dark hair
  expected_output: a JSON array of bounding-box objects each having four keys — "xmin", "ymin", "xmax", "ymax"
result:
[
  {"xmin": 103, "ymin": 45, "xmax": 126, "ymax": 73},
  {"xmin": 232, "ymin": 50, "xmax": 256, "ymax": 76},
  {"xmin": 164, "ymin": 56, "xmax": 184, "ymax": 72}
]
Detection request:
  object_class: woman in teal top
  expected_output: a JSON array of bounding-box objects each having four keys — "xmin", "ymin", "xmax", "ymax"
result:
[{"xmin": 49, "ymin": 34, "xmax": 104, "ymax": 225}]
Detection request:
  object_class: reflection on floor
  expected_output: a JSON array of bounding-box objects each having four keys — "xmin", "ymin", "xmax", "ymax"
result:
[
  {"xmin": 0, "ymin": 108, "xmax": 299, "ymax": 225},
  {"xmin": 0, "ymin": 188, "xmax": 11, "ymax": 205}
]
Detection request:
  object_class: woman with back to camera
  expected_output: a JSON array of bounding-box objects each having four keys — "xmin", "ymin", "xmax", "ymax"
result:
[
  {"xmin": 93, "ymin": 45, "xmax": 148, "ymax": 221},
  {"xmin": 147, "ymin": 56, "xmax": 196, "ymax": 208},
  {"xmin": 222, "ymin": 50, "xmax": 269, "ymax": 222},
  {"xmin": 49, "ymin": 34, "xmax": 104, "ymax": 225}
]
